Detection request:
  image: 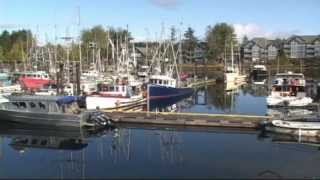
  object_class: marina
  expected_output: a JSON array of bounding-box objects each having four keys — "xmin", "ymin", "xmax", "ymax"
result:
[{"xmin": 0, "ymin": 0, "xmax": 320, "ymax": 178}]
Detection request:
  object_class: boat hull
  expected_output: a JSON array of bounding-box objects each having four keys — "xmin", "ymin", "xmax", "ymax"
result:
[
  {"xmin": 0, "ymin": 110, "xmax": 87, "ymax": 127},
  {"xmin": 148, "ymin": 84, "xmax": 194, "ymax": 100},
  {"xmin": 86, "ymin": 95, "xmax": 143, "ymax": 110},
  {"xmin": 224, "ymin": 73, "xmax": 246, "ymax": 83},
  {"xmin": 19, "ymin": 77, "xmax": 52, "ymax": 90},
  {"xmin": 266, "ymin": 120, "xmax": 320, "ymax": 137},
  {"xmin": 267, "ymin": 96, "xmax": 313, "ymax": 107}
]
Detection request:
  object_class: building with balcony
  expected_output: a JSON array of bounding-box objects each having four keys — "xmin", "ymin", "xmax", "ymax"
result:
[
  {"xmin": 241, "ymin": 35, "xmax": 320, "ymax": 62},
  {"xmin": 283, "ymin": 35, "xmax": 320, "ymax": 59},
  {"xmin": 242, "ymin": 38, "xmax": 281, "ymax": 63}
]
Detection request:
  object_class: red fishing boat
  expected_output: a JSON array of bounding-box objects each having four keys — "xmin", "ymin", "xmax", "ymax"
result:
[{"xmin": 15, "ymin": 71, "xmax": 52, "ymax": 90}]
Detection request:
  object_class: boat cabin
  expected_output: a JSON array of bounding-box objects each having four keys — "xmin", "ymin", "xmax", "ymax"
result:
[
  {"xmin": 12, "ymin": 71, "xmax": 49, "ymax": 82},
  {"xmin": 96, "ymin": 82, "xmax": 141, "ymax": 98},
  {"xmin": 0, "ymin": 96, "xmax": 80, "ymax": 114},
  {"xmin": 271, "ymin": 72, "xmax": 306, "ymax": 97},
  {"xmin": 149, "ymin": 75, "xmax": 177, "ymax": 88}
]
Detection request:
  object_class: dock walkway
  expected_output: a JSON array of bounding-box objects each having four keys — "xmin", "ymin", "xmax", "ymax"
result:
[{"xmin": 103, "ymin": 110, "xmax": 272, "ymax": 129}]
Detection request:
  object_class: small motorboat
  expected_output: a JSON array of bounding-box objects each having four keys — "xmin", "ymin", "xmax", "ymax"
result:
[{"xmin": 266, "ymin": 119, "xmax": 320, "ymax": 137}]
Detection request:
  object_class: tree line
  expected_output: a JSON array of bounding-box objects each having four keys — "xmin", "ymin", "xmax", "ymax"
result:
[
  {"xmin": 0, "ymin": 30, "xmax": 35, "ymax": 62},
  {"xmin": 0, "ymin": 22, "xmax": 239, "ymax": 65}
]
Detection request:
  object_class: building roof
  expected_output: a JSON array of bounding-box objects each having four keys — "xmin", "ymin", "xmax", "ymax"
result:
[
  {"xmin": 242, "ymin": 37, "xmax": 284, "ymax": 49},
  {"xmin": 286, "ymin": 35, "xmax": 320, "ymax": 44}
]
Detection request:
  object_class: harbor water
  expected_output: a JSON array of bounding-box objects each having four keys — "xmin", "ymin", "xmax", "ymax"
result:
[{"xmin": 0, "ymin": 80, "xmax": 320, "ymax": 178}]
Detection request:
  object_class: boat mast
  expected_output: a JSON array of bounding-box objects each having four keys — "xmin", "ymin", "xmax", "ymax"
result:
[
  {"xmin": 224, "ymin": 40, "xmax": 227, "ymax": 71},
  {"xmin": 77, "ymin": 6, "xmax": 82, "ymax": 74},
  {"xmin": 231, "ymin": 40, "xmax": 234, "ymax": 71}
]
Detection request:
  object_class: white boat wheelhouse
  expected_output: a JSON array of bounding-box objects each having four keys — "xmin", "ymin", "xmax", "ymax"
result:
[
  {"xmin": 149, "ymin": 75, "xmax": 177, "ymax": 88},
  {"xmin": 271, "ymin": 71, "xmax": 306, "ymax": 98}
]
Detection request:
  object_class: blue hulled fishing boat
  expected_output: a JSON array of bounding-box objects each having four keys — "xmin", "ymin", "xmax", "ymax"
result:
[{"xmin": 148, "ymin": 75, "xmax": 193, "ymax": 100}]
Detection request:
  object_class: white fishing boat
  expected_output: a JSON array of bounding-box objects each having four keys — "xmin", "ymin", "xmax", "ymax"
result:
[
  {"xmin": 267, "ymin": 119, "xmax": 320, "ymax": 137},
  {"xmin": 266, "ymin": 71, "xmax": 313, "ymax": 107},
  {"xmin": 85, "ymin": 78, "xmax": 144, "ymax": 110}
]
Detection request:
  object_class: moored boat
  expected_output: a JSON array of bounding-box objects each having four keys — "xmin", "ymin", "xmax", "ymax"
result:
[
  {"xmin": 85, "ymin": 78, "xmax": 144, "ymax": 110},
  {"xmin": 147, "ymin": 74, "xmax": 194, "ymax": 100},
  {"xmin": 266, "ymin": 119, "xmax": 320, "ymax": 137},
  {"xmin": 14, "ymin": 71, "xmax": 53, "ymax": 90},
  {"xmin": 224, "ymin": 42, "xmax": 247, "ymax": 83},
  {"xmin": 0, "ymin": 95, "xmax": 110, "ymax": 127},
  {"xmin": 251, "ymin": 64, "xmax": 267, "ymax": 78},
  {"xmin": 266, "ymin": 71, "xmax": 313, "ymax": 107}
]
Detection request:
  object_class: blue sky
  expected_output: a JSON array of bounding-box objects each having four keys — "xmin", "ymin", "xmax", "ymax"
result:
[{"xmin": 0, "ymin": 0, "xmax": 319, "ymax": 43}]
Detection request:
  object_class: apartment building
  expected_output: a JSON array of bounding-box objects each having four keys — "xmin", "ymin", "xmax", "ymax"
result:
[
  {"xmin": 283, "ymin": 35, "xmax": 320, "ymax": 59},
  {"xmin": 242, "ymin": 38, "xmax": 281, "ymax": 62},
  {"xmin": 242, "ymin": 35, "xmax": 320, "ymax": 62}
]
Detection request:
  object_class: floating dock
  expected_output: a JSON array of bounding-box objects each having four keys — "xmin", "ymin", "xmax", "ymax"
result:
[{"xmin": 103, "ymin": 110, "xmax": 272, "ymax": 129}]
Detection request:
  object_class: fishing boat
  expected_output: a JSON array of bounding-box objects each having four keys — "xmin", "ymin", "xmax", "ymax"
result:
[
  {"xmin": 0, "ymin": 95, "xmax": 110, "ymax": 127},
  {"xmin": 266, "ymin": 71, "xmax": 313, "ymax": 107},
  {"xmin": 14, "ymin": 71, "xmax": 53, "ymax": 90},
  {"xmin": 148, "ymin": 74, "xmax": 193, "ymax": 102},
  {"xmin": 266, "ymin": 119, "xmax": 320, "ymax": 137},
  {"xmin": 85, "ymin": 78, "xmax": 144, "ymax": 110},
  {"xmin": 251, "ymin": 64, "xmax": 267, "ymax": 78},
  {"xmin": 146, "ymin": 41, "xmax": 194, "ymax": 101}
]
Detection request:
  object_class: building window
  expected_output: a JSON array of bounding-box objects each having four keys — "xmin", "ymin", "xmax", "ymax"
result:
[
  {"xmin": 290, "ymin": 40, "xmax": 305, "ymax": 58},
  {"xmin": 252, "ymin": 45, "xmax": 260, "ymax": 61},
  {"xmin": 315, "ymin": 41, "xmax": 320, "ymax": 57},
  {"xmin": 268, "ymin": 45, "xmax": 277, "ymax": 60}
]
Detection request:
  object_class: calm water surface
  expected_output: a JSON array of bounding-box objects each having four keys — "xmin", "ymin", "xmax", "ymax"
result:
[{"xmin": 1, "ymin": 78, "xmax": 320, "ymax": 178}]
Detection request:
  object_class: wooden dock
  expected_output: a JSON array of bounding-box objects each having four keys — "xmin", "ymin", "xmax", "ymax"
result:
[{"xmin": 103, "ymin": 110, "xmax": 272, "ymax": 129}]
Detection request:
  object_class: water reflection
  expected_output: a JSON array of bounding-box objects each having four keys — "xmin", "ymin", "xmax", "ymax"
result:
[
  {"xmin": 0, "ymin": 123, "xmax": 111, "ymax": 179},
  {"xmin": 2, "ymin": 122, "xmax": 320, "ymax": 178},
  {"xmin": 260, "ymin": 130, "xmax": 320, "ymax": 151}
]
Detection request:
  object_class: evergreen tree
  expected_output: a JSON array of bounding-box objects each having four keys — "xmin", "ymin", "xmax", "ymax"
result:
[
  {"xmin": 170, "ymin": 26, "xmax": 177, "ymax": 42},
  {"xmin": 205, "ymin": 23, "xmax": 237, "ymax": 63},
  {"xmin": 183, "ymin": 27, "xmax": 198, "ymax": 63}
]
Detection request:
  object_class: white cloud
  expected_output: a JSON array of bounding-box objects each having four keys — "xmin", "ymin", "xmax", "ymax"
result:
[
  {"xmin": 148, "ymin": 0, "xmax": 180, "ymax": 9},
  {"xmin": 233, "ymin": 23, "xmax": 301, "ymax": 40}
]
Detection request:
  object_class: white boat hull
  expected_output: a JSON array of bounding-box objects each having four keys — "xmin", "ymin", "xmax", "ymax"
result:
[
  {"xmin": 266, "ymin": 96, "xmax": 313, "ymax": 107},
  {"xmin": 225, "ymin": 73, "xmax": 246, "ymax": 83},
  {"xmin": 267, "ymin": 120, "xmax": 320, "ymax": 137},
  {"xmin": 86, "ymin": 95, "xmax": 143, "ymax": 110}
]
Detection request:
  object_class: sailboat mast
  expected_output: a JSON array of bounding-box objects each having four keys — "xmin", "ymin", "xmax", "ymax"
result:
[
  {"xmin": 78, "ymin": 6, "xmax": 82, "ymax": 74},
  {"xmin": 231, "ymin": 40, "xmax": 234, "ymax": 70}
]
